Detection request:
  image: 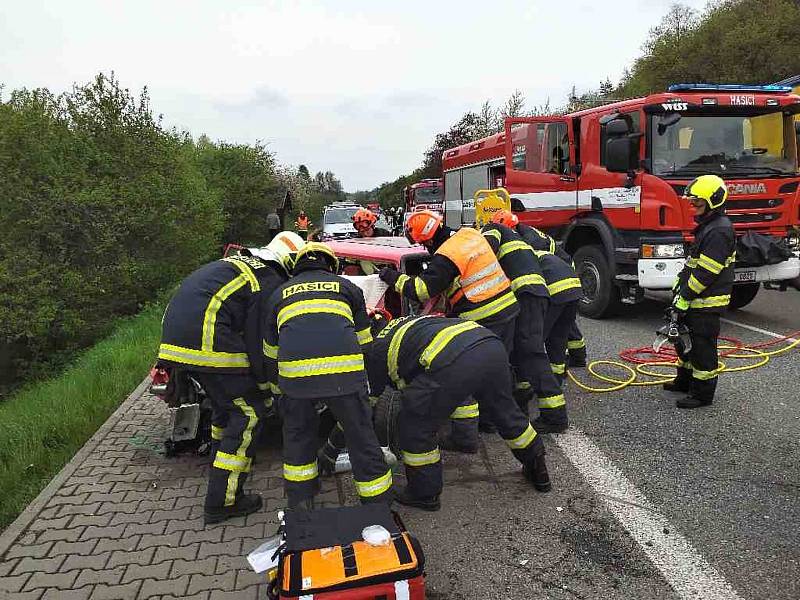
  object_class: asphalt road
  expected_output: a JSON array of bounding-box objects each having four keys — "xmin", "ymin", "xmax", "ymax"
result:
[{"xmin": 559, "ymin": 286, "xmax": 800, "ymax": 600}]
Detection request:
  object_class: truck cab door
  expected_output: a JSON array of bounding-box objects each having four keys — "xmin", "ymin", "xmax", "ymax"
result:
[{"xmin": 504, "ymin": 117, "xmax": 578, "ymax": 227}]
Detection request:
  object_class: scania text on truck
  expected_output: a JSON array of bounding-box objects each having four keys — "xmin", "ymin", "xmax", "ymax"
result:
[{"xmin": 441, "ymin": 83, "xmax": 800, "ymax": 317}]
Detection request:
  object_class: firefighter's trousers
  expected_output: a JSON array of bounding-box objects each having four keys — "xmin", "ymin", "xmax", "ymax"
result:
[
  {"xmin": 193, "ymin": 372, "xmax": 269, "ymax": 509},
  {"xmin": 281, "ymin": 391, "xmax": 392, "ymax": 507},
  {"xmin": 567, "ymin": 322, "xmax": 586, "ymax": 360},
  {"xmin": 513, "ymin": 295, "xmax": 565, "ymax": 418},
  {"xmin": 674, "ymin": 311, "xmax": 721, "ymax": 402},
  {"xmin": 450, "ymin": 316, "xmax": 516, "ymax": 444},
  {"xmin": 399, "ymin": 338, "xmax": 544, "ymax": 499},
  {"xmin": 544, "ymin": 301, "xmax": 578, "ymax": 383}
]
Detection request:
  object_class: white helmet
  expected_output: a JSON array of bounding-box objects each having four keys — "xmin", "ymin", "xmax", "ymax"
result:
[{"xmin": 266, "ymin": 231, "xmax": 305, "ymax": 272}]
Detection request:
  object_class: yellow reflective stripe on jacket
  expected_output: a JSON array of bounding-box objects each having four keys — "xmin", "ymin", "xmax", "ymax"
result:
[
  {"xmin": 511, "ymin": 273, "xmax": 546, "ymax": 291},
  {"xmin": 402, "ymin": 448, "xmax": 441, "ymax": 467},
  {"xmin": 211, "ymin": 425, "xmax": 224, "ymax": 441},
  {"xmin": 689, "ymin": 295, "xmax": 730, "ymax": 309},
  {"xmin": 483, "ymin": 229, "xmax": 502, "ymax": 242},
  {"xmin": 414, "ymin": 278, "xmax": 430, "ymax": 302},
  {"xmin": 419, "ymin": 321, "xmax": 482, "ymax": 369},
  {"xmin": 354, "ymin": 469, "xmax": 393, "ymax": 498},
  {"xmin": 387, "ymin": 319, "xmax": 418, "ymax": 385},
  {"xmin": 567, "ymin": 338, "xmax": 586, "ymax": 350},
  {"xmin": 459, "ymin": 290, "xmax": 517, "ymax": 322},
  {"xmin": 222, "ymin": 257, "xmax": 261, "ymax": 292},
  {"xmin": 356, "ymin": 327, "xmax": 373, "ymax": 346},
  {"xmin": 538, "ymin": 393, "xmax": 566, "ymax": 409},
  {"xmin": 551, "ymin": 362, "xmax": 566, "ymax": 375},
  {"xmin": 284, "ymin": 461, "xmax": 319, "ymax": 482},
  {"xmin": 547, "ymin": 277, "xmax": 582, "ymax": 296},
  {"xmin": 497, "ymin": 240, "xmax": 532, "ymax": 259},
  {"xmin": 395, "ymin": 274, "xmax": 411, "ymax": 293},
  {"xmin": 278, "ymin": 354, "xmax": 365, "ymax": 378},
  {"xmin": 158, "ymin": 344, "xmax": 250, "ymax": 368},
  {"xmin": 505, "ymin": 424, "xmax": 537, "ymax": 450},
  {"xmin": 277, "ymin": 299, "xmax": 353, "ymax": 329},
  {"xmin": 263, "ymin": 341, "xmax": 278, "ymax": 359},
  {"xmin": 696, "ymin": 253, "xmax": 730, "ymax": 275},
  {"xmin": 687, "ymin": 274, "xmax": 707, "ymax": 294},
  {"xmin": 213, "ymin": 451, "xmax": 251, "ymax": 473},
  {"xmin": 202, "ymin": 274, "xmax": 249, "ymax": 351},
  {"xmin": 450, "ymin": 402, "xmax": 479, "ymax": 419}
]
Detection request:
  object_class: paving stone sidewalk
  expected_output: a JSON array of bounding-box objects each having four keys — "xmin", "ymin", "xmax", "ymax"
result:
[{"xmin": 0, "ymin": 380, "xmax": 344, "ymax": 600}]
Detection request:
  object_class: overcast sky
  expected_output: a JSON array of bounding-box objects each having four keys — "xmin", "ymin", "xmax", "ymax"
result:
[{"xmin": 1, "ymin": 0, "xmax": 709, "ymax": 191}]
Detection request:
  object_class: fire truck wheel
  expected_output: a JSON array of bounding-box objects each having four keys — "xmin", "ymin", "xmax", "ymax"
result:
[
  {"xmin": 728, "ymin": 283, "xmax": 760, "ymax": 310},
  {"xmin": 573, "ymin": 245, "xmax": 621, "ymax": 319}
]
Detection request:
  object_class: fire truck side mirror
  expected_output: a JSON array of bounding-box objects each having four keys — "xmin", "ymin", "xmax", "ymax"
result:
[{"xmin": 606, "ymin": 137, "xmax": 638, "ymax": 173}]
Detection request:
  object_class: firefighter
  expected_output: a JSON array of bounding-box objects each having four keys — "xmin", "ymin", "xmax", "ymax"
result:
[
  {"xmin": 505, "ymin": 213, "xmax": 587, "ymax": 368},
  {"xmin": 294, "ymin": 211, "xmax": 312, "ymax": 240},
  {"xmin": 378, "ymin": 210, "xmax": 518, "ymax": 446},
  {"xmin": 364, "ymin": 313, "xmax": 550, "ymax": 510},
  {"xmin": 665, "ymin": 175, "xmax": 735, "ymax": 409},
  {"xmin": 264, "ymin": 242, "xmax": 392, "ymax": 508},
  {"xmin": 352, "ymin": 208, "xmax": 392, "ymax": 238},
  {"xmin": 158, "ymin": 231, "xmax": 304, "ymax": 524},
  {"xmin": 482, "ymin": 216, "xmax": 567, "ymax": 432}
]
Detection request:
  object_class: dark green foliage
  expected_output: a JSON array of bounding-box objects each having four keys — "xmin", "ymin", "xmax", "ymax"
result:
[
  {"xmin": 0, "ymin": 73, "xmax": 221, "ymax": 390},
  {"xmin": 618, "ymin": 0, "xmax": 800, "ymax": 97}
]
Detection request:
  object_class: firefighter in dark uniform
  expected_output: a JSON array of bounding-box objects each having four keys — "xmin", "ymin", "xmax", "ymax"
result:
[
  {"xmin": 366, "ymin": 314, "xmax": 551, "ymax": 511},
  {"xmin": 481, "ymin": 217, "xmax": 566, "ymax": 431},
  {"xmin": 158, "ymin": 232, "xmax": 302, "ymax": 524},
  {"xmin": 378, "ymin": 210, "xmax": 519, "ymax": 445},
  {"xmin": 499, "ymin": 211, "xmax": 588, "ymax": 367},
  {"xmin": 264, "ymin": 242, "xmax": 392, "ymax": 508},
  {"xmin": 665, "ymin": 175, "xmax": 735, "ymax": 409}
]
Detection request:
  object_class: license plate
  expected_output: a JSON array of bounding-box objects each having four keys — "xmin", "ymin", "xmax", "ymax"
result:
[{"xmin": 735, "ymin": 270, "xmax": 756, "ymax": 282}]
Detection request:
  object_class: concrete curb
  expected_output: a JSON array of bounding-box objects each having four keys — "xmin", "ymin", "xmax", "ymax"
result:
[{"xmin": 0, "ymin": 376, "xmax": 152, "ymax": 559}]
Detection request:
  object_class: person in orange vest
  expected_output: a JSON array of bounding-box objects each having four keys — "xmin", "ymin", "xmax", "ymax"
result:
[
  {"xmin": 378, "ymin": 210, "xmax": 518, "ymax": 450},
  {"xmin": 294, "ymin": 211, "xmax": 312, "ymax": 240}
]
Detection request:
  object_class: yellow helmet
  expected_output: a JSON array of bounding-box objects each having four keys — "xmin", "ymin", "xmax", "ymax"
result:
[
  {"xmin": 293, "ymin": 241, "xmax": 339, "ymax": 273},
  {"xmin": 683, "ymin": 174, "xmax": 728, "ymax": 210}
]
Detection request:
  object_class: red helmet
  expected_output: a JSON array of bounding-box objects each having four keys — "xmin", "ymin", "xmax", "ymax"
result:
[
  {"xmin": 405, "ymin": 210, "xmax": 442, "ymax": 243},
  {"xmin": 352, "ymin": 208, "xmax": 378, "ymax": 229},
  {"xmin": 492, "ymin": 210, "xmax": 519, "ymax": 228}
]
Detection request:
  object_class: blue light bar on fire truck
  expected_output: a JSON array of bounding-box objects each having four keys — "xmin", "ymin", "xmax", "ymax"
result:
[{"xmin": 668, "ymin": 83, "xmax": 793, "ymax": 94}]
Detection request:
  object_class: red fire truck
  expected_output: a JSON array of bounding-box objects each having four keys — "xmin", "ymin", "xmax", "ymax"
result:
[
  {"xmin": 441, "ymin": 83, "xmax": 800, "ymax": 317},
  {"xmin": 403, "ymin": 178, "xmax": 443, "ymax": 214}
]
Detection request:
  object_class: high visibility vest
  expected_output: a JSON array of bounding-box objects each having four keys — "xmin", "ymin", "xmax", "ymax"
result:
[
  {"xmin": 296, "ymin": 215, "xmax": 309, "ymax": 230},
  {"xmin": 437, "ymin": 228, "xmax": 511, "ymax": 304}
]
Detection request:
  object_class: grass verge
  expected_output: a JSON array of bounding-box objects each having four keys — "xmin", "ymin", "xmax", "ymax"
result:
[{"xmin": 0, "ymin": 300, "xmax": 164, "ymax": 531}]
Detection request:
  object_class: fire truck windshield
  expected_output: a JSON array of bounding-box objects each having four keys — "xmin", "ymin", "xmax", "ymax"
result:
[
  {"xmin": 649, "ymin": 111, "xmax": 797, "ymax": 178},
  {"xmin": 414, "ymin": 187, "xmax": 442, "ymax": 202},
  {"xmin": 324, "ymin": 206, "xmax": 360, "ymax": 224}
]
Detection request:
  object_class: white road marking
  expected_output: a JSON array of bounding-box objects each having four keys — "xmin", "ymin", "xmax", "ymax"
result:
[
  {"xmin": 720, "ymin": 316, "xmax": 798, "ymax": 342},
  {"xmin": 555, "ymin": 429, "xmax": 744, "ymax": 600}
]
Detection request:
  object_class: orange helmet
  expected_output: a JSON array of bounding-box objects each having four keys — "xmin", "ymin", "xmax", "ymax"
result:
[
  {"xmin": 405, "ymin": 210, "xmax": 442, "ymax": 243},
  {"xmin": 352, "ymin": 208, "xmax": 378, "ymax": 229},
  {"xmin": 492, "ymin": 210, "xmax": 519, "ymax": 228}
]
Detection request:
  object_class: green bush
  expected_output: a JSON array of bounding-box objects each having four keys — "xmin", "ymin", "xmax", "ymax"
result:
[{"xmin": 0, "ymin": 74, "xmax": 222, "ymax": 390}]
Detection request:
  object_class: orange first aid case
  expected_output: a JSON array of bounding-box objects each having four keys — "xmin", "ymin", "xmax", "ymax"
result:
[{"xmin": 272, "ymin": 504, "xmax": 425, "ymax": 600}]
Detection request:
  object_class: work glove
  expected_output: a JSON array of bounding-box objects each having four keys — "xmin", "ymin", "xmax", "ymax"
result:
[
  {"xmin": 671, "ymin": 294, "xmax": 689, "ymax": 315},
  {"xmin": 379, "ymin": 267, "xmax": 401, "ymax": 287}
]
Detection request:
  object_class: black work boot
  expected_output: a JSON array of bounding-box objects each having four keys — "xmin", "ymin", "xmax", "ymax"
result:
[
  {"xmin": 663, "ymin": 368, "xmax": 691, "ymax": 394},
  {"xmin": 676, "ymin": 394, "xmax": 713, "ymax": 409},
  {"xmin": 438, "ymin": 434, "xmax": 478, "ymax": 454},
  {"xmin": 204, "ymin": 494, "xmax": 262, "ymax": 525},
  {"xmin": 478, "ymin": 419, "xmax": 497, "ymax": 434},
  {"xmin": 534, "ymin": 406, "xmax": 569, "ymax": 434},
  {"xmin": 568, "ymin": 348, "xmax": 587, "ymax": 368},
  {"xmin": 394, "ymin": 487, "xmax": 441, "ymax": 511},
  {"xmin": 522, "ymin": 454, "xmax": 552, "ymax": 492}
]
